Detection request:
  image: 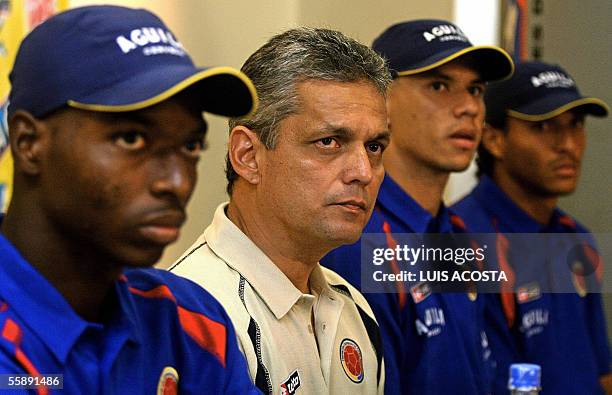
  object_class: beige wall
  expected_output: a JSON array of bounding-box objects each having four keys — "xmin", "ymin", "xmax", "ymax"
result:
[
  {"xmin": 71, "ymin": 0, "xmax": 454, "ymax": 267},
  {"xmin": 535, "ymin": 0, "xmax": 612, "ymax": 345},
  {"xmin": 297, "ymin": 0, "xmax": 453, "ymax": 44}
]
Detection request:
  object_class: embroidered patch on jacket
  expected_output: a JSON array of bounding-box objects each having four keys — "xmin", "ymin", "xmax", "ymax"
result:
[
  {"xmin": 157, "ymin": 366, "xmax": 179, "ymax": 395},
  {"xmin": 516, "ymin": 282, "xmax": 541, "ymax": 304},
  {"xmin": 571, "ymin": 261, "xmax": 588, "ymax": 297},
  {"xmin": 467, "ymin": 282, "xmax": 478, "ymax": 301},
  {"xmin": 410, "ymin": 282, "xmax": 432, "ymax": 304},
  {"xmin": 280, "ymin": 369, "xmax": 301, "ymax": 395},
  {"xmin": 340, "ymin": 338, "xmax": 364, "ymax": 383}
]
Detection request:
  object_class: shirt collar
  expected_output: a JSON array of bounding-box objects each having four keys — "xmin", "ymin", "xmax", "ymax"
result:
[
  {"xmin": 472, "ymin": 175, "xmax": 570, "ymax": 232},
  {"xmin": 547, "ymin": 210, "xmax": 578, "ymax": 232},
  {"xmin": 205, "ymin": 203, "xmax": 323, "ymax": 319},
  {"xmin": 113, "ymin": 276, "xmax": 143, "ymax": 345},
  {"xmin": 0, "ymin": 233, "xmax": 140, "ymax": 365},
  {"xmin": 308, "ymin": 264, "xmax": 335, "ymax": 297},
  {"xmin": 377, "ymin": 173, "xmax": 453, "ymax": 233}
]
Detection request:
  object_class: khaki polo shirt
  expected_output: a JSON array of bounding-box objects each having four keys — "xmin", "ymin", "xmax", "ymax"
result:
[{"xmin": 170, "ymin": 203, "xmax": 384, "ymax": 395}]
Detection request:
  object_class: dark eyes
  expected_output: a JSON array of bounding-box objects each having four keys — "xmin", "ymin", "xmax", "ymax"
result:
[
  {"xmin": 533, "ymin": 121, "xmax": 550, "ymax": 131},
  {"xmin": 320, "ymin": 137, "xmax": 336, "ymax": 146},
  {"xmin": 316, "ymin": 137, "xmax": 340, "ymax": 149},
  {"xmin": 533, "ymin": 118, "xmax": 585, "ymax": 132},
  {"xmin": 315, "ymin": 137, "xmax": 385, "ymax": 154},
  {"xmin": 468, "ymin": 85, "xmax": 484, "ymax": 96},
  {"xmin": 113, "ymin": 131, "xmax": 205, "ymax": 159},
  {"xmin": 366, "ymin": 142, "xmax": 384, "ymax": 153},
  {"xmin": 114, "ymin": 131, "xmax": 146, "ymax": 150},
  {"xmin": 431, "ymin": 81, "xmax": 448, "ymax": 92},
  {"xmin": 182, "ymin": 138, "xmax": 206, "ymax": 158},
  {"xmin": 430, "ymin": 81, "xmax": 484, "ymax": 96},
  {"xmin": 571, "ymin": 118, "xmax": 585, "ymax": 129}
]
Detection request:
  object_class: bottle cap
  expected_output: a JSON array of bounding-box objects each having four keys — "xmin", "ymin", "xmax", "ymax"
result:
[{"xmin": 508, "ymin": 363, "xmax": 541, "ymax": 390}]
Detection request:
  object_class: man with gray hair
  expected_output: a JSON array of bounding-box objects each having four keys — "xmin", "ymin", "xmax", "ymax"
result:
[{"xmin": 170, "ymin": 27, "xmax": 390, "ymax": 394}]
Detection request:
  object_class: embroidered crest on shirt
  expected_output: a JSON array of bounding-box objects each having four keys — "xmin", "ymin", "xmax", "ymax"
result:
[
  {"xmin": 519, "ymin": 308, "xmax": 549, "ymax": 338},
  {"xmin": 340, "ymin": 338, "xmax": 364, "ymax": 383},
  {"xmin": 415, "ymin": 307, "xmax": 446, "ymax": 338},
  {"xmin": 280, "ymin": 369, "xmax": 301, "ymax": 395},
  {"xmin": 516, "ymin": 282, "xmax": 541, "ymax": 304},
  {"xmin": 157, "ymin": 366, "xmax": 179, "ymax": 395},
  {"xmin": 571, "ymin": 261, "xmax": 588, "ymax": 297},
  {"xmin": 410, "ymin": 282, "xmax": 432, "ymax": 304},
  {"xmin": 467, "ymin": 282, "xmax": 478, "ymax": 301}
]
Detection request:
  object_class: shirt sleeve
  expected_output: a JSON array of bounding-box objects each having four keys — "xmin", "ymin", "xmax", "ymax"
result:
[{"xmin": 151, "ymin": 270, "xmax": 262, "ymax": 395}]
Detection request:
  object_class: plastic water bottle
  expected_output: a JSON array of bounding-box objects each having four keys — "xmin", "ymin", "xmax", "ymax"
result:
[{"xmin": 508, "ymin": 363, "xmax": 541, "ymax": 394}]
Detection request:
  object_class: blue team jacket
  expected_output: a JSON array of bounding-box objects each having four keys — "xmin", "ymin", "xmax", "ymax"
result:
[
  {"xmin": 0, "ymin": 233, "xmax": 260, "ymax": 394},
  {"xmin": 452, "ymin": 175, "xmax": 610, "ymax": 395},
  {"xmin": 323, "ymin": 174, "xmax": 493, "ymax": 395}
]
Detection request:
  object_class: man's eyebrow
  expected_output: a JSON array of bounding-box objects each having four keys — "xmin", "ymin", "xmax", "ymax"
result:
[
  {"xmin": 94, "ymin": 112, "xmax": 208, "ymax": 135},
  {"xmin": 421, "ymin": 70, "xmax": 452, "ymax": 81},
  {"xmin": 190, "ymin": 121, "xmax": 208, "ymax": 136},
  {"xmin": 315, "ymin": 124, "xmax": 390, "ymax": 142},
  {"xmin": 317, "ymin": 125, "xmax": 354, "ymax": 138},
  {"xmin": 569, "ymin": 110, "xmax": 586, "ymax": 120},
  {"xmin": 372, "ymin": 130, "xmax": 391, "ymax": 141},
  {"xmin": 417, "ymin": 69, "xmax": 485, "ymax": 85},
  {"xmin": 95, "ymin": 112, "xmax": 153, "ymax": 126}
]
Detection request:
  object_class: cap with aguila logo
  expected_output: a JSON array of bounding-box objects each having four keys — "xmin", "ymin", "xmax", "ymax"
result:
[
  {"xmin": 485, "ymin": 61, "xmax": 609, "ymax": 123},
  {"xmin": 372, "ymin": 19, "xmax": 514, "ymax": 82},
  {"xmin": 8, "ymin": 5, "xmax": 257, "ymax": 119}
]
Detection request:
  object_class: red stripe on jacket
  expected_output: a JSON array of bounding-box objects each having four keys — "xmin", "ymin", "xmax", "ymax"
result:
[
  {"xmin": 492, "ymin": 220, "xmax": 517, "ymax": 328},
  {"xmin": 1, "ymin": 318, "xmax": 49, "ymax": 395},
  {"xmin": 129, "ymin": 285, "xmax": 227, "ymax": 367},
  {"xmin": 382, "ymin": 221, "xmax": 407, "ymax": 310}
]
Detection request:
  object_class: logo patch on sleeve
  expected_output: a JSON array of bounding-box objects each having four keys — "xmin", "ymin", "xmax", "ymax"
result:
[
  {"xmin": 280, "ymin": 369, "xmax": 301, "ymax": 395},
  {"xmin": 516, "ymin": 282, "xmax": 541, "ymax": 304},
  {"xmin": 340, "ymin": 338, "xmax": 364, "ymax": 383},
  {"xmin": 157, "ymin": 366, "xmax": 179, "ymax": 395},
  {"xmin": 410, "ymin": 282, "xmax": 432, "ymax": 304},
  {"xmin": 571, "ymin": 261, "xmax": 588, "ymax": 297}
]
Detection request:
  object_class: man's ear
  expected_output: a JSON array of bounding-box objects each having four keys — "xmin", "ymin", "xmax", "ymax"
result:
[
  {"xmin": 227, "ymin": 125, "xmax": 263, "ymax": 185},
  {"xmin": 8, "ymin": 110, "xmax": 50, "ymax": 176},
  {"xmin": 481, "ymin": 123, "xmax": 506, "ymax": 161}
]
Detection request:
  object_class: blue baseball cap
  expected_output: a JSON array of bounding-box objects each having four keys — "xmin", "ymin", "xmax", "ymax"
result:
[
  {"xmin": 485, "ymin": 61, "xmax": 609, "ymax": 122},
  {"xmin": 8, "ymin": 5, "xmax": 258, "ymax": 119},
  {"xmin": 372, "ymin": 19, "xmax": 513, "ymax": 82}
]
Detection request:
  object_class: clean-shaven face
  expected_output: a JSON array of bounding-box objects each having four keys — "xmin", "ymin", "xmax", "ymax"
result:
[{"xmin": 387, "ymin": 59, "xmax": 485, "ymax": 173}]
